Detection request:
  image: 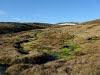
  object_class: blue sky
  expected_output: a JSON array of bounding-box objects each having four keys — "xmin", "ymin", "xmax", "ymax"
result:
[{"xmin": 0, "ymin": 0, "xmax": 100, "ymax": 23}]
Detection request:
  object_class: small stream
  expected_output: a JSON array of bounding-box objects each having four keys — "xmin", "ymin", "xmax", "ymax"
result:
[
  {"xmin": 14, "ymin": 40, "xmax": 29, "ymax": 54},
  {"xmin": 0, "ymin": 65, "xmax": 8, "ymax": 75}
]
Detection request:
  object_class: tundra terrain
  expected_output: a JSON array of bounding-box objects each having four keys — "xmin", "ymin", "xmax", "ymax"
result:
[{"xmin": 0, "ymin": 19, "xmax": 100, "ymax": 75}]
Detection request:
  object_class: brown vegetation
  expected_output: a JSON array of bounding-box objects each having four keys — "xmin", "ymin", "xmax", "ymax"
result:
[
  {"xmin": 0, "ymin": 19, "xmax": 100, "ymax": 75},
  {"xmin": 0, "ymin": 22, "xmax": 53, "ymax": 34}
]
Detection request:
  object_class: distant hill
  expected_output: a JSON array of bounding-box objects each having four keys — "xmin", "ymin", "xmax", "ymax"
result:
[
  {"xmin": 56, "ymin": 22, "xmax": 79, "ymax": 25},
  {"xmin": 0, "ymin": 22, "xmax": 53, "ymax": 34}
]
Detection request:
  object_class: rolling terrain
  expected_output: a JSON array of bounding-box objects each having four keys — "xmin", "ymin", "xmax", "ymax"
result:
[
  {"xmin": 0, "ymin": 19, "xmax": 100, "ymax": 75},
  {"xmin": 0, "ymin": 22, "xmax": 53, "ymax": 34}
]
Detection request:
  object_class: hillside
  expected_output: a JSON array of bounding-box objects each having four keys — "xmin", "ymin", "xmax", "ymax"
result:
[
  {"xmin": 80, "ymin": 19, "xmax": 100, "ymax": 25},
  {"xmin": 0, "ymin": 19, "xmax": 100, "ymax": 75},
  {"xmin": 0, "ymin": 22, "xmax": 53, "ymax": 34}
]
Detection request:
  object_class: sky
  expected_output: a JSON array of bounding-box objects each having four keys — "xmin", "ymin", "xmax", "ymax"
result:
[{"xmin": 0, "ymin": 0, "xmax": 100, "ymax": 23}]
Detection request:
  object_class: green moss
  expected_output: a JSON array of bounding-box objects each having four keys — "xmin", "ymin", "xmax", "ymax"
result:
[
  {"xmin": 44, "ymin": 51, "xmax": 75, "ymax": 59},
  {"xmin": 30, "ymin": 45, "xmax": 53, "ymax": 52},
  {"xmin": 21, "ymin": 38, "xmax": 81, "ymax": 59},
  {"xmin": 61, "ymin": 48, "xmax": 70, "ymax": 53},
  {"xmin": 20, "ymin": 38, "xmax": 81, "ymax": 59},
  {"xmin": 21, "ymin": 43, "xmax": 53, "ymax": 53},
  {"xmin": 53, "ymin": 39, "xmax": 81, "ymax": 59},
  {"xmin": 0, "ymin": 73, "xmax": 4, "ymax": 75},
  {"xmin": 56, "ymin": 54, "xmax": 75, "ymax": 59},
  {"xmin": 63, "ymin": 39, "xmax": 81, "ymax": 51},
  {"xmin": 22, "ymin": 46, "xmax": 30, "ymax": 51},
  {"xmin": 74, "ymin": 48, "xmax": 81, "ymax": 51}
]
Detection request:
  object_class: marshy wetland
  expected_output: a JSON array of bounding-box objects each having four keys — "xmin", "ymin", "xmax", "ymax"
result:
[{"xmin": 0, "ymin": 19, "xmax": 100, "ymax": 75}]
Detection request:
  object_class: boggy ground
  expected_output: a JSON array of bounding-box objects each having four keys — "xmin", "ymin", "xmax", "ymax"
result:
[{"xmin": 0, "ymin": 19, "xmax": 100, "ymax": 75}]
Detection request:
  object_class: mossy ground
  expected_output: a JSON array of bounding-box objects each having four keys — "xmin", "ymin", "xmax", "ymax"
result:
[
  {"xmin": 21, "ymin": 38, "xmax": 81, "ymax": 59},
  {"xmin": 0, "ymin": 72, "xmax": 4, "ymax": 75}
]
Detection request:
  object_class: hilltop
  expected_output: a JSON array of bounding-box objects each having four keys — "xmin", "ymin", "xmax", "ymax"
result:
[{"xmin": 0, "ymin": 19, "xmax": 100, "ymax": 75}]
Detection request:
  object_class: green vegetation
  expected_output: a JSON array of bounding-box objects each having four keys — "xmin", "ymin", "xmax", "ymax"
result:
[
  {"xmin": 22, "ymin": 46, "xmax": 31, "ymax": 52},
  {"xmin": 56, "ymin": 39, "xmax": 81, "ymax": 59},
  {"xmin": 22, "ymin": 42, "xmax": 53, "ymax": 52},
  {"xmin": 63, "ymin": 39, "xmax": 80, "ymax": 51},
  {"xmin": 21, "ymin": 34, "xmax": 39, "ymax": 52},
  {"xmin": 21, "ymin": 38, "xmax": 81, "ymax": 59},
  {"xmin": 0, "ymin": 74, "xmax": 3, "ymax": 75},
  {"xmin": 0, "ymin": 72, "xmax": 3, "ymax": 75},
  {"xmin": 40, "ymin": 39, "xmax": 81, "ymax": 59}
]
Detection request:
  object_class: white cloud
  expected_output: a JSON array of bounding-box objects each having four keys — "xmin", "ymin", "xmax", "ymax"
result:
[
  {"xmin": 13, "ymin": 18, "xmax": 21, "ymax": 20},
  {"xmin": 0, "ymin": 10, "xmax": 6, "ymax": 15}
]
